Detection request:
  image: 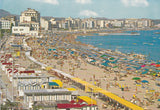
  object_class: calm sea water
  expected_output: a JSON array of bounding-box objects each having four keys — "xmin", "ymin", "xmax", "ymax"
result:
[{"xmin": 76, "ymin": 30, "xmax": 160, "ymax": 61}]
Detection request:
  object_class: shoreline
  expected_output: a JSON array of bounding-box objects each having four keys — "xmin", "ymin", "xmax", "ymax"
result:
[
  {"xmin": 75, "ymin": 29, "xmax": 160, "ymax": 62},
  {"xmin": 74, "ymin": 33, "xmax": 147, "ymax": 61}
]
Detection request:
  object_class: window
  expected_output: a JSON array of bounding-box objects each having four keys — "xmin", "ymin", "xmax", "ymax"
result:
[
  {"xmin": 50, "ymin": 95, "xmax": 55, "ymax": 101},
  {"xmin": 14, "ymin": 29, "xmax": 18, "ymax": 31},
  {"xmin": 37, "ymin": 95, "xmax": 41, "ymax": 101},
  {"xmin": 20, "ymin": 29, "xmax": 24, "ymax": 31}
]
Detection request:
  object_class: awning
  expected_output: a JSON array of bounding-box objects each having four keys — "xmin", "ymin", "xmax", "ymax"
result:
[
  {"xmin": 57, "ymin": 103, "xmax": 86, "ymax": 109},
  {"xmin": 77, "ymin": 96, "xmax": 97, "ymax": 105},
  {"xmin": 2, "ymin": 63, "xmax": 12, "ymax": 65},
  {"xmin": 48, "ymin": 82, "xmax": 59, "ymax": 86},
  {"xmin": 20, "ymin": 70, "xmax": 35, "ymax": 73},
  {"xmin": 52, "ymin": 80, "xmax": 63, "ymax": 87},
  {"xmin": 98, "ymin": 90, "xmax": 143, "ymax": 110},
  {"xmin": 72, "ymin": 77, "xmax": 143, "ymax": 110},
  {"xmin": 66, "ymin": 88, "xmax": 77, "ymax": 91},
  {"xmin": 71, "ymin": 78, "xmax": 102, "ymax": 93}
]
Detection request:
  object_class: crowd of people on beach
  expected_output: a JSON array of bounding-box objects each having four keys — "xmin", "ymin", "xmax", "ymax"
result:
[{"xmin": 27, "ymin": 33, "xmax": 160, "ymax": 109}]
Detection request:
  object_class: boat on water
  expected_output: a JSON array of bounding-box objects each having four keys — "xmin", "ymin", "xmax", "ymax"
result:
[
  {"xmin": 98, "ymin": 32, "xmax": 140, "ymax": 36},
  {"xmin": 133, "ymin": 43, "xmax": 137, "ymax": 45},
  {"xmin": 155, "ymin": 32, "xmax": 160, "ymax": 34},
  {"xmin": 143, "ymin": 42, "xmax": 154, "ymax": 45},
  {"xmin": 131, "ymin": 32, "xmax": 139, "ymax": 34},
  {"xmin": 104, "ymin": 33, "xmax": 140, "ymax": 36},
  {"xmin": 98, "ymin": 33, "xmax": 109, "ymax": 36}
]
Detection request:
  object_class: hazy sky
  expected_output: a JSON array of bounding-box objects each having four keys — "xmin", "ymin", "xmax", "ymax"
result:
[{"xmin": 0, "ymin": 0, "xmax": 160, "ymax": 19}]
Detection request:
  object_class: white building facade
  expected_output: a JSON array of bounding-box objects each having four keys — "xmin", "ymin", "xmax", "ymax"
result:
[
  {"xmin": 0, "ymin": 19, "xmax": 11, "ymax": 29},
  {"xmin": 14, "ymin": 8, "xmax": 40, "ymax": 36},
  {"xmin": 12, "ymin": 26, "xmax": 30, "ymax": 35},
  {"xmin": 12, "ymin": 26, "xmax": 39, "ymax": 36}
]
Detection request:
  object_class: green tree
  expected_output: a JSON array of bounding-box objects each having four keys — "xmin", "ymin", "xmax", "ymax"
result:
[
  {"xmin": 10, "ymin": 23, "xmax": 14, "ymax": 33},
  {"xmin": 1, "ymin": 99, "xmax": 18, "ymax": 110}
]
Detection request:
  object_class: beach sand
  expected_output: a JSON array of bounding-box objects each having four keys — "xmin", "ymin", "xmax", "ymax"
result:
[{"xmin": 27, "ymin": 34, "xmax": 160, "ymax": 110}]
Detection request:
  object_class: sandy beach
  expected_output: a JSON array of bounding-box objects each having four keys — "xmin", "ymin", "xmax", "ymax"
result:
[{"xmin": 27, "ymin": 33, "xmax": 160, "ymax": 110}]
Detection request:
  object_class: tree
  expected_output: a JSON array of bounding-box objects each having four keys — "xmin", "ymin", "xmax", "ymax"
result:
[
  {"xmin": 10, "ymin": 23, "xmax": 14, "ymax": 33},
  {"xmin": 1, "ymin": 99, "xmax": 18, "ymax": 110},
  {"xmin": 32, "ymin": 101, "xmax": 44, "ymax": 110}
]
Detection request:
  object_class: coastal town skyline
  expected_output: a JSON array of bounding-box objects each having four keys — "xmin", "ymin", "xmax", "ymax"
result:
[
  {"xmin": 1, "ymin": 2, "xmax": 160, "ymax": 109},
  {"xmin": 1, "ymin": 0, "xmax": 160, "ymax": 19}
]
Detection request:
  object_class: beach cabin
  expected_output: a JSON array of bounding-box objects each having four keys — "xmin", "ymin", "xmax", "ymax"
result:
[
  {"xmin": 24, "ymin": 89, "xmax": 72, "ymax": 109},
  {"xmin": 32, "ymin": 100, "xmax": 98, "ymax": 110},
  {"xmin": 13, "ymin": 75, "xmax": 49, "ymax": 87},
  {"xmin": 17, "ymin": 81, "xmax": 41, "ymax": 96}
]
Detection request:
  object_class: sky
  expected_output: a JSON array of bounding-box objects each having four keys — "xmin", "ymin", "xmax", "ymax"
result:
[{"xmin": 0, "ymin": 0, "xmax": 160, "ymax": 19}]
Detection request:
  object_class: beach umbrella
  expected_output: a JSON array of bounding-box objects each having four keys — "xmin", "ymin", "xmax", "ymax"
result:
[
  {"xmin": 111, "ymin": 61, "xmax": 116, "ymax": 64},
  {"xmin": 90, "ymin": 60, "xmax": 96, "ymax": 63},
  {"xmin": 48, "ymin": 49, "xmax": 52, "ymax": 51},
  {"xmin": 136, "ymin": 66, "xmax": 141, "ymax": 70},
  {"xmin": 132, "ymin": 77, "xmax": 141, "ymax": 80},
  {"xmin": 149, "ymin": 89, "xmax": 155, "ymax": 93},
  {"xmin": 155, "ymin": 64, "xmax": 160, "ymax": 67},
  {"xmin": 141, "ymin": 80, "xmax": 149, "ymax": 83},
  {"xmin": 93, "ymin": 54, "xmax": 98, "ymax": 57},
  {"xmin": 110, "ymin": 57, "xmax": 115, "ymax": 60},
  {"xmin": 105, "ymin": 60, "xmax": 110, "ymax": 63},
  {"xmin": 101, "ymin": 63, "xmax": 108, "ymax": 67},
  {"xmin": 136, "ymin": 84, "xmax": 141, "ymax": 86},
  {"xmin": 141, "ymin": 71, "xmax": 148, "ymax": 74},
  {"xmin": 53, "ymin": 54, "xmax": 58, "ymax": 57},
  {"xmin": 150, "ymin": 72, "xmax": 157, "ymax": 76},
  {"xmin": 133, "ymin": 66, "xmax": 137, "ymax": 69},
  {"xmin": 126, "ymin": 68, "xmax": 132, "ymax": 70},
  {"xmin": 155, "ymin": 70, "xmax": 160, "ymax": 73},
  {"xmin": 88, "ymin": 55, "xmax": 92, "ymax": 57},
  {"xmin": 157, "ymin": 62, "xmax": 160, "ymax": 64},
  {"xmin": 70, "ymin": 51, "xmax": 74, "ymax": 54},
  {"xmin": 113, "ymin": 66, "xmax": 118, "ymax": 68},
  {"xmin": 145, "ymin": 69, "xmax": 149, "ymax": 71},
  {"xmin": 150, "ymin": 63, "xmax": 156, "ymax": 66},
  {"xmin": 141, "ymin": 65, "xmax": 146, "ymax": 67},
  {"xmin": 100, "ymin": 55, "xmax": 106, "ymax": 57}
]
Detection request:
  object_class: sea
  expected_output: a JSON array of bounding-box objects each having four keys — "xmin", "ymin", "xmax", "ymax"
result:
[{"xmin": 76, "ymin": 30, "xmax": 160, "ymax": 62}]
